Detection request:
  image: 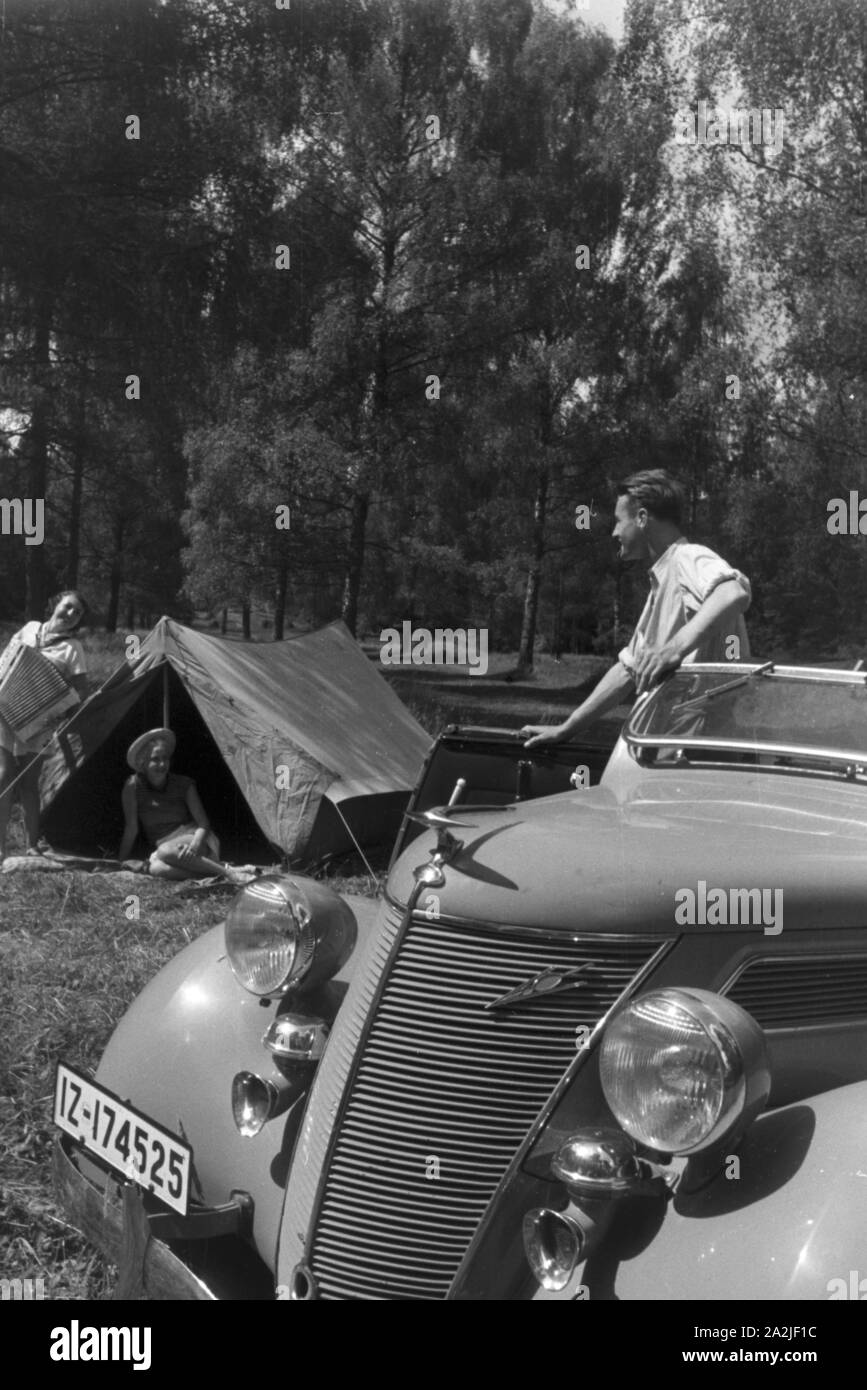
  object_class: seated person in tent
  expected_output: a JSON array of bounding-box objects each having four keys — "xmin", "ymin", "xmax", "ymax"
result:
[{"xmin": 118, "ymin": 728, "xmax": 255, "ymax": 885}]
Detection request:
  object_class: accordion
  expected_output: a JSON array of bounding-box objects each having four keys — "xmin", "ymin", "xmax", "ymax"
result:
[{"xmin": 0, "ymin": 641, "xmax": 80, "ymax": 744}]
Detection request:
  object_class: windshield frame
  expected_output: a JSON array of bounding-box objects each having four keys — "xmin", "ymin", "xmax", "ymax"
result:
[{"xmin": 625, "ymin": 663, "xmax": 867, "ymax": 771}]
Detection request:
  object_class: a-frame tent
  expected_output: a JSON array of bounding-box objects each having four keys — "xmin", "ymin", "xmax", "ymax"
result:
[{"xmin": 39, "ymin": 617, "xmax": 431, "ymax": 866}]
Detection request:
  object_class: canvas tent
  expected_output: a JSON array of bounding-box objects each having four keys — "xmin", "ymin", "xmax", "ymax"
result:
[{"xmin": 40, "ymin": 618, "xmax": 431, "ymax": 865}]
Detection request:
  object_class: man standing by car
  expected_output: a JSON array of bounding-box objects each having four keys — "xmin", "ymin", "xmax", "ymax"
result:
[{"xmin": 520, "ymin": 470, "xmax": 751, "ymax": 748}]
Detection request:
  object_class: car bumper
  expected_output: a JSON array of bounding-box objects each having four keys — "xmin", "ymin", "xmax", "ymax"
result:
[{"xmin": 53, "ymin": 1136, "xmax": 256, "ymax": 1300}]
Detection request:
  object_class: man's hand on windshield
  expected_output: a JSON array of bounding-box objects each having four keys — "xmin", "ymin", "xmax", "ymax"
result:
[
  {"xmin": 634, "ymin": 640, "xmax": 684, "ymax": 694},
  {"xmin": 520, "ymin": 723, "xmax": 566, "ymax": 749}
]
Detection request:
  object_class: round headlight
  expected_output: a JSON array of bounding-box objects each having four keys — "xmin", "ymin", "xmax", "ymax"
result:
[
  {"xmin": 599, "ymin": 988, "xmax": 769, "ymax": 1155},
  {"xmin": 225, "ymin": 875, "xmax": 357, "ymax": 997}
]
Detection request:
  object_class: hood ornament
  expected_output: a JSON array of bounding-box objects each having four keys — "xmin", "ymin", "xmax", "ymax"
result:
[
  {"xmin": 410, "ymin": 779, "xmax": 514, "ymax": 889},
  {"xmin": 486, "ymin": 963, "xmax": 592, "ymax": 1012},
  {"xmin": 409, "ymin": 806, "xmax": 475, "ymax": 888}
]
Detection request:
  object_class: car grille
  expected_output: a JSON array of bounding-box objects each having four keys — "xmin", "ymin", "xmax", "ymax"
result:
[
  {"xmin": 726, "ymin": 954, "xmax": 867, "ymax": 1028},
  {"xmin": 308, "ymin": 907, "xmax": 663, "ymax": 1300}
]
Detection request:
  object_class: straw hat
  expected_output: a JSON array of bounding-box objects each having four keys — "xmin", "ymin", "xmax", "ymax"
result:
[{"xmin": 127, "ymin": 727, "xmax": 176, "ymax": 772}]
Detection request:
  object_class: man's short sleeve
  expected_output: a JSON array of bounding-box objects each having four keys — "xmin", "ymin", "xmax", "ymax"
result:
[{"xmin": 675, "ymin": 546, "xmax": 751, "ymax": 615}]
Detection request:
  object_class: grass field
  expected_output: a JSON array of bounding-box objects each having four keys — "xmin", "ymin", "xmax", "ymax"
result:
[
  {"xmin": 0, "ymin": 625, "xmax": 611, "ymax": 1301},
  {"xmin": 0, "ymin": 877, "xmax": 233, "ymax": 1299}
]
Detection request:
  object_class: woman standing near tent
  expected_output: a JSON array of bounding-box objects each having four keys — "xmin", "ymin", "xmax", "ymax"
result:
[
  {"xmin": 119, "ymin": 728, "xmax": 255, "ymax": 885},
  {"xmin": 0, "ymin": 590, "xmax": 90, "ymax": 861}
]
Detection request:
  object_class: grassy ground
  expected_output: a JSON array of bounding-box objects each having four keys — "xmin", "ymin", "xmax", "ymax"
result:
[
  {"xmin": 0, "ymin": 877, "xmax": 232, "ymax": 1299},
  {"xmin": 0, "ymin": 622, "xmax": 611, "ymax": 1301},
  {"xmin": 0, "ymin": 861, "xmax": 390, "ymax": 1302}
]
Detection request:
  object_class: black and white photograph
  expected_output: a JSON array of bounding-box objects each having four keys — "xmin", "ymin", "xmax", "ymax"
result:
[{"xmin": 1, "ymin": 0, "xmax": 865, "ymax": 1339}]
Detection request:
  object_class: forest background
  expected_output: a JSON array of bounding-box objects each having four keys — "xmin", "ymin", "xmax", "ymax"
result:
[{"xmin": 2, "ymin": 0, "xmax": 866, "ymax": 670}]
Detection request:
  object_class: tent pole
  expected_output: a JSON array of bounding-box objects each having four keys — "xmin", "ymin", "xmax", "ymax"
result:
[{"xmin": 162, "ymin": 662, "xmax": 170, "ymax": 729}]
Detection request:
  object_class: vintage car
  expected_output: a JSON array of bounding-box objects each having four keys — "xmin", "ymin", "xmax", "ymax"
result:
[{"xmin": 54, "ymin": 662, "xmax": 867, "ymax": 1300}]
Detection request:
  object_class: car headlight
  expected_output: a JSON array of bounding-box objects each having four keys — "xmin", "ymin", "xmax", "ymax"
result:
[
  {"xmin": 599, "ymin": 987, "xmax": 769, "ymax": 1155},
  {"xmin": 225, "ymin": 875, "xmax": 357, "ymax": 997}
]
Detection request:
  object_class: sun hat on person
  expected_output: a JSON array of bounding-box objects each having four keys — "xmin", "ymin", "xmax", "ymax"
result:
[{"xmin": 127, "ymin": 728, "xmax": 176, "ymax": 772}]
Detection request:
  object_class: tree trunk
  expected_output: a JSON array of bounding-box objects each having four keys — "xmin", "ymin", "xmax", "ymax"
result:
[
  {"xmin": 24, "ymin": 301, "xmax": 52, "ymax": 619},
  {"xmin": 68, "ymin": 450, "xmax": 83, "ymax": 587},
  {"xmin": 552, "ymin": 569, "xmax": 563, "ymax": 659},
  {"xmin": 340, "ymin": 489, "xmax": 369, "ymax": 637},
  {"xmin": 105, "ymin": 516, "xmax": 125, "ymax": 632},
  {"xmin": 341, "ymin": 229, "xmax": 392, "ymax": 640},
  {"xmin": 241, "ymin": 601, "xmax": 251, "ymax": 640},
  {"xmin": 67, "ymin": 357, "xmax": 87, "ymax": 586},
  {"xmin": 220, "ymin": 607, "xmax": 228, "ymax": 635},
  {"xmin": 274, "ymin": 562, "xmax": 288, "ymax": 640},
  {"xmin": 516, "ymin": 465, "xmax": 549, "ymax": 675},
  {"xmin": 125, "ymin": 601, "xmax": 135, "ymax": 630},
  {"xmin": 403, "ymin": 562, "xmax": 418, "ymax": 619}
]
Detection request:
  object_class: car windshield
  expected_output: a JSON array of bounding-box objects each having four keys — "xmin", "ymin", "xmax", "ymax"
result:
[{"xmin": 626, "ymin": 666, "xmax": 867, "ymax": 761}]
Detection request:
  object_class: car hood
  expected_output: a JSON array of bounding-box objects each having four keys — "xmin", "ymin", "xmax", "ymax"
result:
[{"xmin": 387, "ymin": 769, "xmax": 867, "ymax": 933}]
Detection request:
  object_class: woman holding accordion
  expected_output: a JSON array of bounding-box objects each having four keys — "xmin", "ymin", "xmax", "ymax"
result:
[{"xmin": 0, "ymin": 590, "xmax": 89, "ymax": 860}]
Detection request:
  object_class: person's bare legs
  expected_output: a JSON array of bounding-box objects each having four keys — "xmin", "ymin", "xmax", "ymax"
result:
[
  {"xmin": 0, "ymin": 748, "xmax": 18, "ymax": 858},
  {"xmin": 149, "ymin": 834, "xmax": 250, "ymax": 884},
  {"xmin": 18, "ymin": 755, "xmax": 43, "ymax": 850}
]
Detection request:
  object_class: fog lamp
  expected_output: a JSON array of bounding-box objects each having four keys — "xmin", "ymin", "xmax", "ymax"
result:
[
  {"xmin": 600, "ymin": 987, "xmax": 769, "ymax": 1155},
  {"xmin": 231, "ymin": 1069, "xmax": 296, "ymax": 1138},
  {"xmin": 523, "ymin": 1208, "xmax": 584, "ymax": 1292}
]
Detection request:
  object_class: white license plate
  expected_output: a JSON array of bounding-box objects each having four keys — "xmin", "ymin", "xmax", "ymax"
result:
[{"xmin": 54, "ymin": 1063, "xmax": 191, "ymax": 1216}]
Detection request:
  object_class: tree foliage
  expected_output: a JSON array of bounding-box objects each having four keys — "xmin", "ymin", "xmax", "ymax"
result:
[{"xmin": 1, "ymin": 0, "xmax": 863, "ymax": 662}]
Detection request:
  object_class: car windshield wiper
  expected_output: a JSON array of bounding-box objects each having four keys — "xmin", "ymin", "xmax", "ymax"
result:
[{"xmin": 671, "ymin": 661, "xmax": 775, "ymax": 713}]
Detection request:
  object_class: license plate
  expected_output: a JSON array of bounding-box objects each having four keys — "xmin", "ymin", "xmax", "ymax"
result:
[{"xmin": 54, "ymin": 1063, "xmax": 191, "ymax": 1215}]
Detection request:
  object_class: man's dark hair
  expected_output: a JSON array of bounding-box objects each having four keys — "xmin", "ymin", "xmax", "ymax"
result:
[{"xmin": 615, "ymin": 470, "xmax": 685, "ymax": 527}]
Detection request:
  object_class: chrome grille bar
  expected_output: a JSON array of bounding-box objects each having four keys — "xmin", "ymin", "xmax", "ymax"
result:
[
  {"xmin": 724, "ymin": 953, "xmax": 867, "ymax": 1028},
  {"xmin": 308, "ymin": 911, "xmax": 662, "ymax": 1300}
]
